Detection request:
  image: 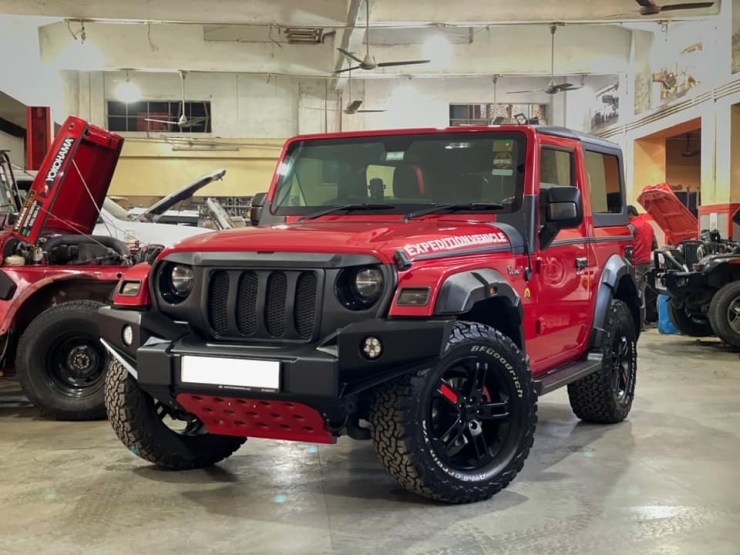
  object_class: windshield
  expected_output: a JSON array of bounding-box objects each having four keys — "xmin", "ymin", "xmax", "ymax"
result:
[{"xmin": 272, "ymin": 132, "xmax": 526, "ymax": 216}]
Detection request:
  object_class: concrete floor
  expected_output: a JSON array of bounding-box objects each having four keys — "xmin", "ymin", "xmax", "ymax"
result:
[{"xmin": 1, "ymin": 329, "xmax": 739, "ymax": 554}]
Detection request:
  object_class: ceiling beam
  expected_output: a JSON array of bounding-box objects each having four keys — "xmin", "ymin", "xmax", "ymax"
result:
[
  {"xmin": 0, "ymin": 0, "xmax": 347, "ymax": 26},
  {"xmin": 333, "ymin": 0, "xmax": 365, "ymax": 91}
]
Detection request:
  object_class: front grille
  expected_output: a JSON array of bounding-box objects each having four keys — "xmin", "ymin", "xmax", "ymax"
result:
[
  {"xmin": 208, "ymin": 271, "xmax": 230, "ymax": 335},
  {"xmin": 206, "ymin": 269, "xmax": 320, "ymax": 340}
]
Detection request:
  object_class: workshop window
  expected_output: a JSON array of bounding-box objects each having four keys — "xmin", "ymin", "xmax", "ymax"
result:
[{"xmin": 106, "ymin": 100, "xmax": 212, "ymax": 133}]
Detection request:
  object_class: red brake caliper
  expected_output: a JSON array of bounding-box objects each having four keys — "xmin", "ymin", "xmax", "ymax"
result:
[{"xmin": 438, "ymin": 383, "xmax": 458, "ymax": 404}]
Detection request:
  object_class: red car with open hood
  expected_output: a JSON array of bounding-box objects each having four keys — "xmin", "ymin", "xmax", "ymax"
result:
[{"xmin": 0, "ymin": 117, "xmax": 138, "ymax": 419}]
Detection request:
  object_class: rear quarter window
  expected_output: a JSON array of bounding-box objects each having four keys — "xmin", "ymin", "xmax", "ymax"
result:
[{"xmin": 584, "ymin": 148, "xmax": 628, "ymax": 227}]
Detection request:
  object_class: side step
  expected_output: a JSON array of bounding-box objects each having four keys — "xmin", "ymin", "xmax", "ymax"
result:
[{"xmin": 534, "ymin": 352, "xmax": 603, "ymax": 395}]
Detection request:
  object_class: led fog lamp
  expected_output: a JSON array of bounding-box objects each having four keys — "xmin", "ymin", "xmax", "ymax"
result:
[
  {"xmin": 122, "ymin": 325, "xmax": 134, "ymax": 346},
  {"xmin": 351, "ymin": 267, "xmax": 384, "ymax": 301},
  {"xmin": 362, "ymin": 336, "xmax": 382, "ymax": 359},
  {"xmin": 170, "ymin": 264, "xmax": 194, "ymax": 296}
]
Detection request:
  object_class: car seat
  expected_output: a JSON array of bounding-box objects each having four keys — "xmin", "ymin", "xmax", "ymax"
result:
[{"xmin": 392, "ymin": 165, "xmax": 425, "ymax": 200}]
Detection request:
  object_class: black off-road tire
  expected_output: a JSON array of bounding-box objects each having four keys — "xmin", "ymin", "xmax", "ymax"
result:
[
  {"xmin": 667, "ymin": 300, "xmax": 713, "ymax": 337},
  {"xmin": 708, "ymin": 281, "xmax": 740, "ymax": 349},
  {"xmin": 17, "ymin": 300, "xmax": 108, "ymax": 421},
  {"xmin": 369, "ymin": 322, "xmax": 537, "ymax": 504},
  {"xmin": 568, "ymin": 299, "xmax": 637, "ymax": 424},
  {"xmin": 105, "ymin": 359, "xmax": 245, "ymax": 469}
]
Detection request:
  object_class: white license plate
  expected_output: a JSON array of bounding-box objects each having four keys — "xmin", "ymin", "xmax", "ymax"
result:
[{"xmin": 181, "ymin": 356, "xmax": 280, "ymax": 390}]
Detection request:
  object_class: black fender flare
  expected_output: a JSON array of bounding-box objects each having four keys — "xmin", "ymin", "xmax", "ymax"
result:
[
  {"xmin": 590, "ymin": 254, "xmax": 640, "ymax": 349},
  {"xmin": 433, "ymin": 268, "xmax": 525, "ymax": 348}
]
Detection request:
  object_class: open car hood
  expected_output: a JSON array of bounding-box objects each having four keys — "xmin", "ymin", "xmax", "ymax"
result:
[
  {"xmin": 12, "ymin": 116, "xmax": 123, "ymax": 244},
  {"xmin": 136, "ymin": 168, "xmax": 225, "ymax": 222},
  {"xmin": 637, "ymin": 183, "xmax": 698, "ymax": 245}
]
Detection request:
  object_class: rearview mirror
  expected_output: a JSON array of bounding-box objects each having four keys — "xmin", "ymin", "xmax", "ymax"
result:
[
  {"xmin": 249, "ymin": 192, "xmax": 267, "ymax": 226},
  {"xmin": 539, "ymin": 186, "xmax": 583, "ymax": 249}
]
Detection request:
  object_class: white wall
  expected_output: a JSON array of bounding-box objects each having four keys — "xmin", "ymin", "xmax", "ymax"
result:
[
  {"xmin": 68, "ymin": 72, "xmax": 593, "ymax": 138},
  {"xmin": 65, "ymin": 71, "xmax": 303, "ymax": 138},
  {"xmin": 0, "ymin": 131, "xmax": 24, "ymax": 168},
  {"xmin": 0, "ymin": 16, "xmax": 65, "ymax": 120}
]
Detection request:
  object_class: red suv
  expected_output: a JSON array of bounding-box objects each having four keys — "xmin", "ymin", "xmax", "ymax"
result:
[{"xmin": 100, "ymin": 125, "xmax": 640, "ymax": 503}]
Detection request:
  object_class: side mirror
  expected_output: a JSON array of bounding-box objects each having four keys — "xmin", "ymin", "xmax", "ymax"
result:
[
  {"xmin": 539, "ymin": 186, "xmax": 583, "ymax": 249},
  {"xmin": 249, "ymin": 192, "xmax": 267, "ymax": 226},
  {"xmin": 732, "ymin": 207, "xmax": 740, "ymax": 226}
]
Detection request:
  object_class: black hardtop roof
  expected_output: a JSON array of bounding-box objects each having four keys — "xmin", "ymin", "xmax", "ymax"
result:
[{"xmin": 536, "ymin": 126, "xmax": 620, "ymax": 151}]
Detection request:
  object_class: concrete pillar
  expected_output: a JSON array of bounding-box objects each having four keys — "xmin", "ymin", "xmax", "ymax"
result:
[{"xmin": 698, "ymin": 101, "xmax": 740, "ymax": 239}]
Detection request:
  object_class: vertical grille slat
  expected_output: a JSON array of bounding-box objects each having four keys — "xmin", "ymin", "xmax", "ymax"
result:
[
  {"xmin": 236, "ymin": 272, "xmax": 258, "ymax": 336},
  {"xmin": 207, "ymin": 271, "xmax": 230, "ymax": 335},
  {"xmin": 207, "ymin": 269, "xmax": 319, "ymax": 341},
  {"xmin": 294, "ymin": 273, "xmax": 318, "ymax": 339},
  {"xmin": 265, "ymin": 272, "xmax": 288, "ymax": 337}
]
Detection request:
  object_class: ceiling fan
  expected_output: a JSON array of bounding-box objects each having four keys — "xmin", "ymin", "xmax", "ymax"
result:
[
  {"xmin": 633, "ymin": 0, "xmax": 714, "ymax": 16},
  {"xmin": 508, "ymin": 24, "xmax": 581, "ymax": 96},
  {"xmin": 335, "ymin": 0, "xmax": 430, "ymax": 74},
  {"xmin": 145, "ymin": 71, "xmax": 209, "ymax": 129}
]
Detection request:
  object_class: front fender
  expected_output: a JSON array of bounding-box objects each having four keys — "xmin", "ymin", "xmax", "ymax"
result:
[
  {"xmin": 433, "ymin": 268, "xmax": 522, "ymax": 318},
  {"xmin": 0, "ymin": 268, "xmax": 122, "ymax": 335},
  {"xmin": 112, "ymin": 262, "xmax": 152, "ymax": 307},
  {"xmin": 433, "ymin": 268, "xmax": 525, "ymax": 349}
]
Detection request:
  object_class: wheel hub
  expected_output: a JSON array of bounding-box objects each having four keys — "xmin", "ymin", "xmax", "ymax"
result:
[
  {"xmin": 66, "ymin": 345, "xmax": 98, "ymax": 377},
  {"xmin": 429, "ymin": 359, "xmax": 513, "ymax": 471}
]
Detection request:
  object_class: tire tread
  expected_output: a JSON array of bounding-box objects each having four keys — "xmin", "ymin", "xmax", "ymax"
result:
[{"xmin": 105, "ymin": 359, "xmax": 244, "ymax": 470}]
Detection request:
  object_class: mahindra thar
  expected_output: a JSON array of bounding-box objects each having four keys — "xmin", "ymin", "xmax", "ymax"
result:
[{"xmin": 100, "ymin": 125, "xmax": 641, "ymax": 503}]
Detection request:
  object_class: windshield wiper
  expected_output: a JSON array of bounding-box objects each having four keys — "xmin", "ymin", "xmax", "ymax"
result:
[
  {"xmin": 297, "ymin": 203, "xmax": 395, "ymax": 222},
  {"xmin": 405, "ymin": 202, "xmax": 504, "ymax": 221}
]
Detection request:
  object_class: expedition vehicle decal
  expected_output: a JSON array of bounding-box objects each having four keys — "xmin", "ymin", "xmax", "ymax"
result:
[{"xmin": 403, "ymin": 232, "xmax": 508, "ymax": 257}]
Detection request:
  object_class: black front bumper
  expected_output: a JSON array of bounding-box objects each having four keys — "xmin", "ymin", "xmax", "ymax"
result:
[
  {"xmin": 648, "ymin": 269, "xmax": 707, "ymax": 303},
  {"xmin": 99, "ymin": 306, "xmax": 453, "ymax": 411}
]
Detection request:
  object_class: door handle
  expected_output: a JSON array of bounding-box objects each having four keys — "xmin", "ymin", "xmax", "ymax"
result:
[{"xmin": 575, "ymin": 257, "xmax": 588, "ymax": 270}]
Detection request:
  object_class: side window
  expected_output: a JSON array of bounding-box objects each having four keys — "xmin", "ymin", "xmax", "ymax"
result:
[
  {"xmin": 540, "ymin": 148, "xmax": 573, "ymax": 189},
  {"xmin": 584, "ymin": 151, "xmax": 622, "ymax": 214}
]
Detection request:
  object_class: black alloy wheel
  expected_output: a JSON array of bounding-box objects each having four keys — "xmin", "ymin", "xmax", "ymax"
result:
[
  {"xmin": 610, "ymin": 335, "xmax": 634, "ymax": 403},
  {"xmin": 429, "ymin": 359, "xmax": 513, "ymax": 472}
]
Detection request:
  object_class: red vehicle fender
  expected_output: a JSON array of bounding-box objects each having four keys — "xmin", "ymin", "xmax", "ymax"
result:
[
  {"xmin": 111, "ymin": 262, "xmax": 152, "ymax": 307},
  {"xmin": 388, "ymin": 254, "xmax": 530, "ymax": 318},
  {"xmin": 0, "ymin": 267, "xmax": 124, "ymax": 335}
]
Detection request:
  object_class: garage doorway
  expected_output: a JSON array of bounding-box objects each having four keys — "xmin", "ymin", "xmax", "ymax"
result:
[{"xmin": 633, "ymin": 117, "xmax": 701, "ymax": 212}]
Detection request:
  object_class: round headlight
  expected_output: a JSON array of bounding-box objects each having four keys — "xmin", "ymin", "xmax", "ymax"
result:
[
  {"xmin": 170, "ymin": 265, "xmax": 194, "ymax": 297},
  {"xmin": 351, "ymin": 267, "xmax": 384, "ymax": 301}
]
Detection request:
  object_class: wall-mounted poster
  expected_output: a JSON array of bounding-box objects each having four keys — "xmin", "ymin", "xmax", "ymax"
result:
[
  {"xmin": 590, "ymin": 82, "xmax": 619, "ymax": 132},
  {"xmin": 651, "ymin": 42, "xmax": 703, "ymax": 104}
]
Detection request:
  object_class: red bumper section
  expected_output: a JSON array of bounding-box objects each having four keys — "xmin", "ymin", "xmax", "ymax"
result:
[{"xmin": 176, "ymin": 394, "xmax": 336, "ymax": 444}]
